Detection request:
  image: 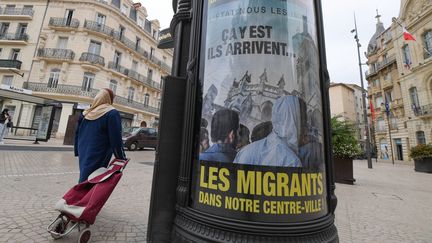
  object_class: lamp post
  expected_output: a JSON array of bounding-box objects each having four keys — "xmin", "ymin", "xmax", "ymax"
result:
[
  {"xmin": 351, "ymin": 16, "xmax": 373, "ymax": 169},
  {"xmin": 148, "ymin": 0, "xmax": 339, "ymax": 242}
]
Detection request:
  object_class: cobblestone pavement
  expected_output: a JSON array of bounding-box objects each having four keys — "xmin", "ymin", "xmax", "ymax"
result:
[
  {"xmin": 1, "ymin": 150, "xmax": 432, "ymax": 242},
  {"xmin": 0, "ymin": 150, "xmax": 155, "ymax": 243},
  {"xmin": 335, "ymin": 160, "xmax": 432, "ymax": 243}
]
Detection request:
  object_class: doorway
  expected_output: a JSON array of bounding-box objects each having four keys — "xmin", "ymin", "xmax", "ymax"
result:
[{"xmin": 395, "ymin": 139, "xmax": 403, "ymax": 161}]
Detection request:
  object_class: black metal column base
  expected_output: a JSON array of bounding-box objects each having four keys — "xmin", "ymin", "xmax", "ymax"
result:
[{"xmin": 171, "ymin": 208, "xmax": 339, "ymax": 243}]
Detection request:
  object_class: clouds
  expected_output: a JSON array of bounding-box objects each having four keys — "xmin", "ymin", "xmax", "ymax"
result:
[{"xmin": 141, "ymin": 0, "xmax": 400, "ymax": 86}]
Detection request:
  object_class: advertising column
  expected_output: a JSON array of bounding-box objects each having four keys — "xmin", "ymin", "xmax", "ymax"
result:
[{"xmin": 194, "ymin": 0, "xmax": 327, "ymax": 223}]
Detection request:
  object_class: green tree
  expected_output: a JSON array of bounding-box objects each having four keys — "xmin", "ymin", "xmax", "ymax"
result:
[{"xmin": 331, "ymin": 117, "xmax": 361, "ymax": 159}]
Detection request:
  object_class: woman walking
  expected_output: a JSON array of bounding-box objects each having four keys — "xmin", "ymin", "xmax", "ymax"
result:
[
  {"xmin": 0, "ymin": 109, "xmax": 10, "ymax": 145},
  {"xmin": 74, "ymin": 88, "xmax": 126, "ymax": 182}
]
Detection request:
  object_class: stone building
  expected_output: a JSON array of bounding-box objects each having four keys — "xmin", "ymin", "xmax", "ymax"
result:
[
  {"xmin": 366, "ymin": 0, "xmax": 432, "ymax": 161},
  {"xmin": 0, "ymin": 0, "xmax": 172, "ymax": 139}
]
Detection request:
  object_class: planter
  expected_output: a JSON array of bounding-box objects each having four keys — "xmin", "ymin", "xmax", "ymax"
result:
[
  {"xmin": 333, "ymin": 157, "xmax": 355, "ymax": 185},
  {"xmin": 414, "ymin": 158, "xmax": 432, "ymax": 173}
]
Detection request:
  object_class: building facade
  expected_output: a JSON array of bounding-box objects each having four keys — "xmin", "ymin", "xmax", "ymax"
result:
[
  {"xmin": 366, "ymin": 0, "xmax": 432, "ymax": 161},
  {"xmin": 0, "ymin": 0, "xmax": 172, "ymax": 139},
  {"xmin": 329, "ymin": 83, "xmax": 367, "ymax": 149}
]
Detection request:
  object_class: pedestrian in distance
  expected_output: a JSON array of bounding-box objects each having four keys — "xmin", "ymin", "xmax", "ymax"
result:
[
  {"xmin": 75, "ymin": 88, "xmax": 126, "ymax": 183},
  {"xmin": 0, "ymin": 108, "xmax": 10, "ymax": 145}
]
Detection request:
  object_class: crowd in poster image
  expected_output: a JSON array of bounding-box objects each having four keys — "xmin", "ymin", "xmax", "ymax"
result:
[{"xmin": 199, "ymin": 95, "xmax": 323, "ymax": 168}]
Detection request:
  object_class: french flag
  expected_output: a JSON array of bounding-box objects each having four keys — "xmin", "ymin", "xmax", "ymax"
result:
[{"xmin": 403, "ymin": 28, "xmax": 416, "ymax": 41}]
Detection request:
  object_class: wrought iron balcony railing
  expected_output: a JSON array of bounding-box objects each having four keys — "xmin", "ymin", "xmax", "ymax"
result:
[
  {"xmin": 108, "ymin": 62, "xmax": 129, "ymax": 76},
  {"xmin": 128, "ymin": 69, "xmax": 146, "ymax": 83},
  {"xmin": 27, "ymin": 82, "xmax": 99, "ymax": 98},
  {"xmin": 413, "ymin": 104, "xmax": 432, "ymax": 117},
  {"xmin": 115, "ymin": 96, "xmax": 160, "ymax": 114},
  {"xmin": 0, "ymin": 7, "xmax": 34, "ymax": 16},
  {"xmin": 0, "ymin": 32, "xmax": 29, "ymax": 41},
  {"xmin": 424, "ymin": 50, "xmax": 432, "ymax": 60},
  {"xmin": 49, "ymin": 17, "xmax": 79, "ymax": 28},
  {"xmin": 79, "ymin": 53, "xmax": 105, "ymax": 66},
  {"xmin": 27, "ymin": 82, "xmax": 160, "ymax": 114},
  {"xmin": 37, "ymin": 48, "xmax": 75, "ymax": 60},
  {"xmin": 84, "ymin": 20, "xmax": 114, "ymax": 37},
  {"xmin": 0, "ymin": 59, "xmax": 22, "ymax": 69}
]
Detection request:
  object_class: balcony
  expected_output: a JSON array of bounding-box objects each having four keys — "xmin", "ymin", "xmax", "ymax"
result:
[
  {"xmin": 108, "ymin": 62, "xmax": 129, "ymax": 76},
  {"xmin": 161, "ymin": 62, "xmax": 171, "ymax": 73},
  {"xmin": 84, "ymin": 20, "xmax": 114, "ymax": 37},
  {"xmin": 79, "ymin": 53, "xmax": 105, "ymax": 67},
  {"xmin": 37, "ymin": 48, "xmax": 75, "ymax": 61},
  {"xmin": 366, "ymin": 55, "xmax": 397, "ymax": 79},
  {"xmin": 0, "ymin": 33, "xmax": 29, "ymax": 44},
  {"xmin": 114, "ymin": 96, "xmax": 160, "ymax": 114},
  {"xmin": 27, "ymin": 82, "xmax": 98, "ymax": 98},
  {"xmin": 391, "ymin": 98, "xmax": 404, "ymax": 109},
  {"xmin": 27, "ymin": 82, "xmax": 160, "ymax": 114},
  {"xmin": 381, "ymin": 79, "xmax": 393, "ymax": 89},
  {"xmin": 0, "ymin": 7, "xmax": 34, "ymax": 20},
  {"xmin": 49, "ymin": 17, "xmax": 79, "ymax": 29},
  {"xmin": 413, "ymin": 104, "xmax": 432, "ymax": 118},
  {"xmin": 0, "ymin": 59, "xmax": 22, "ymax": 70},
  {"xmin": 424, "ymin": 50, "xmax": 432, "ymax": 60}
]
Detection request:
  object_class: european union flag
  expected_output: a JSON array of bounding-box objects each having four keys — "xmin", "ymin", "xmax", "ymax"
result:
[{"xmin": 385, "ymin": 102, "xmax": 390, "ymax": 116}]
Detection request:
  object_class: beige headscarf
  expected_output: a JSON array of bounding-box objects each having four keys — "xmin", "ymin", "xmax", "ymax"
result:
[{"xmin": 83, "ymin": 89, "xmax": 115, "ymax": 120}]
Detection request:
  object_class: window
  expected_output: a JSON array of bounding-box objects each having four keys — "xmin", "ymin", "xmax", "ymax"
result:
[
  {"xmin": 5, "ymin": 5, "xmax": 15, "ymax": 14},
  {"xmin": 147, "ymin": 69, "xmax": 153, "ymax": 80},
  {"xmin": 390, "ymin": 117, "xmax": 398, "ymax": 130},
  {"xmin": 384, "ymin": 90, "xmax": 393, "ymax": 103},
  {"xmin": 152, "ymin": 30, "xmax": 157, "ymax": 39},
  {"xmin": 113, "ymin": 51, "xmax": 122, "ymax": 67},
  {"xmin": 121, "ymin": 4, "xmax": 128, "ymax": 15},
  {"xmin": 135, "ymin": 37, "xmax": 141, "ymax": 51},
  {"xmin": 96, "ymin": 13, "xmax": 106, "ymax": 26},
  {"xmin": 409, "ymin": 87, "xmax": 420, "ymax": 109},
  {"xmin": 0, "ymin": 23, "xmax": 10, "ymax": 35},
  {"xmin": 17, "ymin": 23, "xmax": 27, "ymax": 38},
  {"xmin": 119, "ymin": 25, "xmax": 125, "ymax": 39},
  {"xmin": 82, "ymin": 72, "xmax": 95, "ymax": 91},
  {"xmin": 57, "ymin": 37, "xmax": 68, "ymax": 49},
  {"xmin": 64, "ymin": 9, "xmax": 74, "ymax": 26},
  {"xmin": 377, "ymin": 118, "xmax": 385, "ymax": 132},
  {"xmin": 127, "ymin": 87, "xmax": 135, "ymax": 102},
  {"xmin": 2, "ymin": 75, "xmax": 13, "ymax": 86},
  {"xmin": 23, "ymin": 5, "xmax": 33, "ymax": 15},
  {"xmin": 402, "ymin": 44, "xmax": 411, "ymax": 67},
  {"xmin": 424, "ymin": 31, "xmax": 432, "ymax": 58},
  {"xmin": 144, "ymin": 93, "xmax": 150, "ymax": 106},
  {"xmin": 10, "ymin": 49, "xmax": 20, "ymax": 60},
  {"xmin": 109, "ymin": 80, "xmax": 118, "ymax": 94},
  {"xmin": 150, "ymin": 47, "xmax": 155, "ymax": 59},
  {"xmin": 88, "ymin": 40, "xmax": 101, "ymax": 55},
  {"xmin": 144, "ymin": 19, "xmax": 151, "ymax": 33},
  {"xmin": 375, "ymin": 96, "xmax": 383, "ymax": 108},
  {"xmin": 138, "ymin": 17, "xmax": 144, "ymax": 29},
  {"xmin": 373, "ymin": 79, "xmax": 380, "ymax": 88},
  {"xmin": 132, "ymin": 60, "xmax": 138, "ymax": 71},
  {"xmin": 48, "ymin": 69, "xmax": 60, "ymax": 88},
  {"xmin": 157, "ymin": 98, "xmax": 161, "ymax": 109},
  {"xmin": 416, "ymin": 131, "xmax": 426, "ymax": 145}
]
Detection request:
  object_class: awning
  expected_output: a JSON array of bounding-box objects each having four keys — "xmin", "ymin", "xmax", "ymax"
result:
[{"xmin": 0, "ymin": 85, "xmax": 56, "ymax": 105}]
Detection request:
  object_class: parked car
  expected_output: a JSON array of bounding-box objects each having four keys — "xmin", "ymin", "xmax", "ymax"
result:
[{"xmin": 122, "ymin": 127, "xmax": 158, "ymax": 151}]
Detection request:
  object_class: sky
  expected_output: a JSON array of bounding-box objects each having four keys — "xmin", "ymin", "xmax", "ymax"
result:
[{"xmin": 140, "ymin": 0, "xmax": 401, "ymax": 86}]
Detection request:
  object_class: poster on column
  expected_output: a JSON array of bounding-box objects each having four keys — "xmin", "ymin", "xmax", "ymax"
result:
[{"xmin": 192, "ymin": 0, "xmax": 328, "ymax": 223}]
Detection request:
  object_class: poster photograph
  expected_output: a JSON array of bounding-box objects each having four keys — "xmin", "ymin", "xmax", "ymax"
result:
[{"xmin": 193, "ymin": 0, "xmax": 328, "ymax": 223}]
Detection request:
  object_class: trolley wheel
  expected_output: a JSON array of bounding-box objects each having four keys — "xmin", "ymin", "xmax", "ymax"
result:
[
  {"xmin": 78, "ymin": 228, "xmax": 91, "ymax": 243},
  {"xmin": 50, "ymin": 217, "xmax": 66, "ymax": 239}
]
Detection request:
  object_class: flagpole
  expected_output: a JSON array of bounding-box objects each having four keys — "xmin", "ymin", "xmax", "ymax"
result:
[
  {"xmin": 352, "ymin": 13, "xmax": 373, "ymax": 169},
  {"xmin": 392, "ymin": 17, "xmax": 432, "ymax": 58}
]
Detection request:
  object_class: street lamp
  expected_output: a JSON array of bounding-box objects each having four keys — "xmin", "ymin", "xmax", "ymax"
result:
[
  {"xmin": 148, "ymin": 0, "xmax": 339, "ymax": 241},
  {"xmin": 351, "ymin": 15, "xmax": 373, "ymax": 169}
]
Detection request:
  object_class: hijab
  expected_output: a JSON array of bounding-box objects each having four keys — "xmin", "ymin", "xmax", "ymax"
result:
[{"xmin": 83, "ymin": 89, "xmax": 115, "ymax": 120}]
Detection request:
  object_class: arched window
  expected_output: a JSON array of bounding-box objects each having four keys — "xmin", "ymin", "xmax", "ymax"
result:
[
  {"xmin": 144, "ymin": 93, "xmax": 150, "ymax": 106},
  {"xmin": 416, "ymin": 131, "xmax": 426, "ymax": 145},
  {"xmin": 48, "ymin": 68, "xmax": 60, "ymax": 88},
  {"xmin": 424, "ymin": 30, "xmax": 432, "ymax": 58}
]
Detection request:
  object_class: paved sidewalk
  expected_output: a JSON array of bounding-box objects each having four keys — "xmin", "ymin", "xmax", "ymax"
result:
[{"xmin": 0, "ymin": 150, "xmax": 431, "ymax": 242}]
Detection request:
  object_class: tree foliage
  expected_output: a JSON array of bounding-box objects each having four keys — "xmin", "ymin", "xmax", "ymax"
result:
[{"xmin": 331, "ymin": 117, "xmax": 361, "ymax": 159}]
